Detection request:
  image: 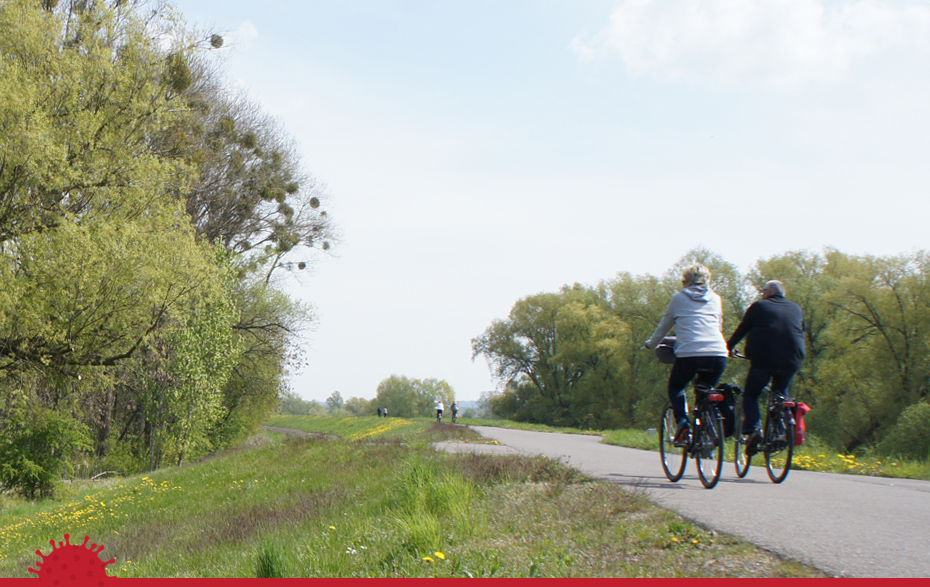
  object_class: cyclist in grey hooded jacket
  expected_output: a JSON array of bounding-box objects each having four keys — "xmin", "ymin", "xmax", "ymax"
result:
[{"xmin": 645, "ymin": 264, "xmax": 728, "ymax": 443}]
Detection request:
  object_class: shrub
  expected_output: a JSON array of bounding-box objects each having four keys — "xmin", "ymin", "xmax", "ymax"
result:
[
  {"xmin": 0, "ymin": 408, "xmax": 90, "ymax": 499},
  {"xmin": 879, "ymin": 402, "xmax": 930, "ymax": 460}
]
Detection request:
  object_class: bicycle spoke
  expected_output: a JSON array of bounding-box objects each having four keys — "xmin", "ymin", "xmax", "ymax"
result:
[
  {"xmin": 765, "ymin": 407, "xmax": 794, "ymax": 483},
  {"xmin": 659, "ymin": 404, "xmax": 687, "ymax": 482},
  {"xmin": 734, "ymin": 408, "xmax": 751, "ymax": 477},
  {"xmin": 696, "ymin": 408, "xmax": 724, "ymax": 489}
]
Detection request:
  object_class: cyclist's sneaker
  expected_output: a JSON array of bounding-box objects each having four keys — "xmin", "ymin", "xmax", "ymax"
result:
[
  {"xmin": 745, "ymin": 429, "xmax": 762, "ymax": 456},
  {"xmin": 673, "ymin": 423, "xmax": 691, "ymax": 447}
]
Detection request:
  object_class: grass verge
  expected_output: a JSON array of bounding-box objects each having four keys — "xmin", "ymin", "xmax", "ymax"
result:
[
  {"xmin": 0, "ymin": 418, "xmax": 824, "ymax": 578},
  {"xmin": 457, "ymin": 417, "xmax": 930, "ymax": 481}
]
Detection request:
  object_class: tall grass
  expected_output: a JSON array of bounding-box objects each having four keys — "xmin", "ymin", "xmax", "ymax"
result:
[{"xmin": 0, "ymin": 418, "xmax": 824, "ymax": 578}]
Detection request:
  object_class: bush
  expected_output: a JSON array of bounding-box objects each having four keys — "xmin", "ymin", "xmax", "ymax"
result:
[
  {"xmin": 0, "ymin": 409, "xmax": 90, "ymax": 499},
  {"xmin": 879, "ymin": 402, "xmax": 930, "ymax": 460}
]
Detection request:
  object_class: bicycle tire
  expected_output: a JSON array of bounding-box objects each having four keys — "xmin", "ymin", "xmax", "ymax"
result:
[
  {"xmin": 695, "ymin": 406, "xmax": 724, "ymax": 489},
  {"xmin": 734, "ymin": 404, "xmax": 751, "ymax": 478},
  {"xmin": 659, "ymin": 403, "xmax": 687, "ymax": 482},
  {"xmin": 764, "ymin": 406, "xmax": 794, "ymax": 483}
]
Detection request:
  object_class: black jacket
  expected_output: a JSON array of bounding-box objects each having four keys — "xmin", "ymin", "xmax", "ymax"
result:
[{"xmin": 727, "ymin": 295, "xmax": 805, "ymax": 371}]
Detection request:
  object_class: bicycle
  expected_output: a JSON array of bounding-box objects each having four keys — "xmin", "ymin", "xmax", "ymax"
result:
[
  {"xmin": 659, "ymin": 377, "xmax": 727, "ymax": 489},
  {"xmin": 733, "ymin": 384, "xmax": 796, "ymax": 483},
  {"xmin": 451, "ymin": 411, "xmax": 458, "ymax": 424}
]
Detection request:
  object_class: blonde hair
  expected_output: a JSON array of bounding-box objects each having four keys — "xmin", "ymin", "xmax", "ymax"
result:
[{"xmin": 681, "ymin": 263, "xmax": 712, "ymax": 287}]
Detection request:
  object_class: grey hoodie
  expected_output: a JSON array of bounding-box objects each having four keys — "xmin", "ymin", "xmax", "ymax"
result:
[{"xmin": 646, "ymin": 285, "xmax": 728, "ymax": 358}]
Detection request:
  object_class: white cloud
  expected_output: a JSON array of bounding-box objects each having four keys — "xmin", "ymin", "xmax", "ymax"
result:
[
  {"xmin": 226, "ymin": 20, "xmax": 260, "ymax": 49},
  {"xmin": 573, "ymin": 0, "xmax": 930, "ymax": 88}
]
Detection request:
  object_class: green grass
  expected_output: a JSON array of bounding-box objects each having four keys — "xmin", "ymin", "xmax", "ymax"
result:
[
  {"xmin": 0, "ymin": 418, "xmax": 824, "ymax": 578},
  {"xmin": 459, "ymin": 417, "xmax": 930, "ymax": 481}
]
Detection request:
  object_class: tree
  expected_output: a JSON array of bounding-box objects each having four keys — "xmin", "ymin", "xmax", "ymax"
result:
[
  {"xmin": 343, "ymin": 396, "xmax": 373, "ymax": 416},
  {"xmin": 325, "ymin": 391, "xmax": 345, "ymax": 412},
  {"xmin": 473, "ymin": 285, "xmax": 629, "ymax": 428},
  {"xmin": 597, "ymin": 272, "xmax": 678, "ymax": 426},
  {"xmin": 373, "ymin": 375, "xmax": 456, "ymax": 418},
  {"xmin": 278, "ymin": 389, "xmax": 325, "ymax": 416},
  {"xmin": 0, "ymin": 0, "xmax": 338, "ymax": 493},
  {"xmin": 374, "ymin": 376, "xmax": 420, "ymax": 417},
  {"xmin": 812, "ymin": 251, "xmax": 930, "ymax": 450}
]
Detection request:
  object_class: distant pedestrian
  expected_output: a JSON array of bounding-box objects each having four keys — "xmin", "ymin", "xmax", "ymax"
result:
[
  {"xmin": 377, "ymin": 407, "xmax": 383, "ymax": 418},
  {"xmin": 383, "ymin": 408, "xmax": 388, "ymax": 417}
]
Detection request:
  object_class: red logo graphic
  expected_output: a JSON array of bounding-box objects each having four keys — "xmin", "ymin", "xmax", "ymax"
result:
[{"xmin": 29, "ymin": 534, "xmax": 115, "ymax": 586}]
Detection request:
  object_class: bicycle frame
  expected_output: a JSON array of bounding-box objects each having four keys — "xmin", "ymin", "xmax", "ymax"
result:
[
  {"xmin": 734, "ymin": 386, "xmax": 796, "ymax": 483},
  {"xmin": 659, "ymin": 382, "xmax": 727, "ymax": 489}
]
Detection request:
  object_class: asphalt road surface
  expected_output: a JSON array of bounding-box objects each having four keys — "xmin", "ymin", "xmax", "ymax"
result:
[{"xmin": 435, "ymin": 426, "xmax": 930, "ymax": 578}]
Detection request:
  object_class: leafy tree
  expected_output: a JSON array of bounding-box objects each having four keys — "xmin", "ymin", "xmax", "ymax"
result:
[
  {"xmin": 373, "ymin": 375, "xmax": 456, "ymax": 418},
  {"xmin": 473, "ymin": 285, "xmax": 629, "ymax": 428},
  {"xmin": 374, "ymin": 375, "xmax": 420, "ymax": 417},
  {"xmin": 278, "ymin": 389, "xmax": 324, "ymax": 416},
  {"xmin": 0, "ymin": 0, "xmax": 337, "ymax": 492},
  {"xmin": 597, "ymin": 272, "xmax": 678, "ymax": 427},
  {"xmin": 343, "ymin": 396, "xmax": 373, "ymax": 416},
  {"xmin": 325, "ymin": 391, "xmax": 345, "ymax": 412}
]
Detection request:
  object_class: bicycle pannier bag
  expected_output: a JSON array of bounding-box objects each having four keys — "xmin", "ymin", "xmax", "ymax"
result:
[
  {"xmin": 793, "ymin": 402, "xmax": 811, "ymax": 446},
  {"xmin": 716, "ymin": 383, "xmax": 740, "ymax": 438}
]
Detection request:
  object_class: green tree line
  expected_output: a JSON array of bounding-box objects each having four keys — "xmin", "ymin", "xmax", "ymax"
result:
[
  {"xmin": 473, "ymin": 248, "xmax": 930, "ymax": 460},
  {"xmin": 278, "ymin": 376, "xmax": 465, "ymax": 420},
  {"xmin": 0, "ymin": 0, "xmax": 334, "ymax": 497}
]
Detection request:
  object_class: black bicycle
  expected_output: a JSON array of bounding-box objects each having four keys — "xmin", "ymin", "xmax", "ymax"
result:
[
  {"xmin": 659, "ymin": 380, "xmax": 727, "ymax": 489},
  {"xmin": 734, "ymin": 386, "xmax": 796, "ymax": 483}
]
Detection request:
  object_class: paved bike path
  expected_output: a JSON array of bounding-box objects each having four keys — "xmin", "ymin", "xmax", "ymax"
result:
[{"xmin": 448, "ymin": 426, "xmax": 930, "ymax": 578}]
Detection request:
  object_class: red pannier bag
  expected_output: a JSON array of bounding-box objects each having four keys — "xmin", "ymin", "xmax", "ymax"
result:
[{"xmin": 792, "ymin": 402, "xmax": 811, "ymax": 446}]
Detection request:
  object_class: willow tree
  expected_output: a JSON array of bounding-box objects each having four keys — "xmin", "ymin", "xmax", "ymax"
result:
[{"xmin": 473, "ymin": 285, "xmax": 629, "ymax": 428}]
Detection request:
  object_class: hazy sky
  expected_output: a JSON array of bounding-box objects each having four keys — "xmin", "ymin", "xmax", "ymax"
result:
[{"xmin": 169, "ymin": 0, "xmax": 930, "ymax": 402}]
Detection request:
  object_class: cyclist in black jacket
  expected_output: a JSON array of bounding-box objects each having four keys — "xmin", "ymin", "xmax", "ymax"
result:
[{"xmin": 727, "ymin": 280, "xmax": 805, "ymax": 454}]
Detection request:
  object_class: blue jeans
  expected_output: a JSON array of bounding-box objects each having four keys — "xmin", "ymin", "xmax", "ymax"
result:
[
  {"xmin": 742, "ymin": 367, "xmax": 797, "ymax": 434},
  {"xmin": 667, "ymin": 356, "xmax": 727, "ymax": 426}
]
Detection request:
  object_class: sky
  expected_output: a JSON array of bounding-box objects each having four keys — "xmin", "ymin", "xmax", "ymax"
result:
[{"xmin": 168, "ymin": 0, "xmax": 930, "ymax": 403}]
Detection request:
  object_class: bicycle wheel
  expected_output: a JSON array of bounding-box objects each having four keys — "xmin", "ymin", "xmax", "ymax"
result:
[
  {"xmin": 734, "ymin": 404, "xmax": 751, "ymax": 478},
  {"xmin": 764, "ymin": 406, "xmax": 795, "ymax": 483},
  {"xmin": 659, "ymin": 403, "xmax": 687, "ymax": 482},
  {"xmin": 695, "ymin": 406, "xmax": 724, "ymax": 489}
]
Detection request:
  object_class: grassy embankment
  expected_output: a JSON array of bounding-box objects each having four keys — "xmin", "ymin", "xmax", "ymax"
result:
[{"xmin": 0, "ymin": 416, "xmax": 825, "ymax": 578}]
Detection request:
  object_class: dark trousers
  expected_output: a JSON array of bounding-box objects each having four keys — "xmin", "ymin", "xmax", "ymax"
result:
[
  {"xmin": 667, "ymin": 355, "xmax": 727, "ymax": 426},
  {"xmin": 741, "ymin": 367, "xmax": 797, "ymax": 434}
]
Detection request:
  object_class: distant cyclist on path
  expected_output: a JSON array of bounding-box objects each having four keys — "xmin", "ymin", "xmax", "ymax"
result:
[{"xmin": 726, "ymin": 280, "xmax": 805, "ymax": 455}]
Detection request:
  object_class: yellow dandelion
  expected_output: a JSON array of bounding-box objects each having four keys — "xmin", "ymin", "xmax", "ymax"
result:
[
  {"xmin": 329, "ymin": 526, "xmax": 336, "ymax": 530},
  {"xmin": 671, "ymin": 537, "xmax": 678, "ymax": 542},
  {"xmin": 434, "ymin": 551, "xmax": 446, "ymax": 560},
  {"xmin": 423, "ymin": 556, "xmax": 434, "ymax": 562},
  {"xmin": 692, "ymin": 539, "xmax": 699, "ymax": 544}
]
